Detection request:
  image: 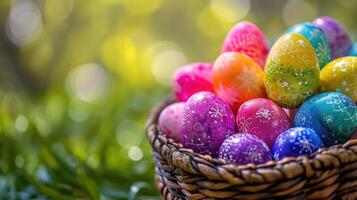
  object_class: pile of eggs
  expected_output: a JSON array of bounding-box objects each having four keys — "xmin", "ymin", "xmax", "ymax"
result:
[{"xmin": 158, "ymin": 16, "xmax": 357, "ymax": 165}]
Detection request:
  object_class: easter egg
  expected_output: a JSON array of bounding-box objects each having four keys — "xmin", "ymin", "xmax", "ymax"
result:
[
  {"xmin": 172, "ymin": 63, "xmax": 214, "ymax": 102},
  {"xmin": 158, "ymin": 102, "xmax": 185, "ymax": 143},
  {"xmin": 218, "ymin": 133, "xmax": 271, "ymax": 165},
  {"xmin": 320, "ymin": 57, "xmax": 357, "ymax": 102},
  {"xmin": 221, "ymin": 21, "xmax": 269, "ymax": 68},
  {"xmin": 287, "ymin": 23, "xmax": 330, "ymax": 68},
  {"xmin": 294, "ymin": 92, "xmax": 357, "ymax": 146},
  {"xmin": 283, "ymin": 108, "xmax": 298, "ymax": 125},
  {"xmin": 212, "ymin": 52, "xmax": 266, "ymax": 112},
  {"xmin": 312, "ymin": 16, "xmax": 352, "ymax": 60},
  {"xmin": 272, "ymin": 127, "xmax": 324, "ymax": 161},
  {"xmin": 352, "ymin": 128, "xmax": 357, "ymax": 139},
  {"xmin": 181, "ymin": 91, "xmax": 236, "ymax": 157},
  {"xmin": 264, "ymin": 33, "xmax": 320, "ymax": 108},
  {"xmin": 349, "ymin": 43, "xmax": 357, "ymax": 56},
  {"xmin": 236, "ymin": 98, "xmax": 291, "ymax": 148}
]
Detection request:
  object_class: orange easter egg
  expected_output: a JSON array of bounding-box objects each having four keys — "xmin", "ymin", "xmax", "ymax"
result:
[{"xmin": 212, "ymin": 52, "xmax": 266, "ymax": 111}]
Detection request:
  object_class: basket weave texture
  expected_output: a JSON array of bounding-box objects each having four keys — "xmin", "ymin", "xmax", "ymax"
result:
[{"xmin": 146, "ymin": 97, "xmax": 357, "ymax": 200}]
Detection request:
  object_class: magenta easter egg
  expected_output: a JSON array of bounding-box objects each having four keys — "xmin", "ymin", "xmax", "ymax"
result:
[
  {"xmin": 219, "ymin": 133, "xmax": 272, "ymax": 165},
  {"xmin": 283, "ymin": 108, "xmax": 298, "ymax": 125},
  {"xmin": 158, "ymin": 102, "xmax": 185, "ymax": 143},
  {"xmin": 236, "ymin": 98, "xmax": 291, "ymax": 148},
  {"xmin": 181, "ymin": 91, "xmax": 236, "ymax": 157},
  {"xmin": 221, "ymin": 21, "xmax": 269, "ymax": 68},
  {"xmin": 172, "ymin": 63, "xmax": 214, "ymax": 102}
]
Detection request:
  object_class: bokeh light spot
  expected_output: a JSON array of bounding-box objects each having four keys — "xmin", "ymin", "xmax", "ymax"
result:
[
  {"xmin": 6, "ymin": 0, "xmax": 43, "ymax": 46},
  {"xmin": 15, "ymin": 114, "xmax": 28, "ymax": 132},
  {"xmin": 197, "ymin": 6, "xmax": 231, "ymax": 38},
  {"xmin": 68, "ymin": 63, "xmax": 109, "ymax": 102},
  {"xmin": 210, "ymin": 0, "xmax": 251, "ymax": 23},
  {"xmin": 15, "ymin": 155, "xmax": 24, "ymax": 168},
  {"xmin": 151, "ymin": 48, "xmax": 187, "ymax": 86},
  {"xmin": 128, "ymin": 146, "xmax": 143, "ymax": 161},
  {"xmin": 282, "ymin": 0, "xmax": 316, "ymax": 26}
]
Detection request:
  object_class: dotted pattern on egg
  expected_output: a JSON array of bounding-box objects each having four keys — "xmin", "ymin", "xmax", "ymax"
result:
[
  {"xmin": 264, "ymin": 33, "xmax": 320, "ymax": 108},
  {"xmin": 219, "ymin": 134, "xmax": 271, "ymax": 165},
  {"xmin": 181, "ymin": 92, "xmax": 236, "ymax": 157},
  {"xmin": 272, "ymin": 127, "xmax": 324, "ymax": 161},
  {"xmin": 294, "ymin": 92, "xmax": 357, "ymax": 146},
  {"xmin": 320, "ymin": 57, "xmax": 357, "ymax": 102}
]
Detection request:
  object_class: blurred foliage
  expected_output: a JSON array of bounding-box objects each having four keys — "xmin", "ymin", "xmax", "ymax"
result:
[{"xmin": 0, "ymin": 0, "xmax": 356, "ymax": 199}]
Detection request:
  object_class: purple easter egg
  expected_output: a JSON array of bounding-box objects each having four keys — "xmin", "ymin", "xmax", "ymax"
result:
[
  {"xmin": 181, "ymin": 91, "xmax": 236, "ymax": 157},
  {"xmin": 219, "ymin": 133, "xmax": 272, "ymax": 165},
  {"xmin": 237, "ymin": 98, "xmax": 291, "ymax": 148},
  {"xmin": 158, "ymin": 102, "xmax": 185, "ymax": 143},
  {"xmin": 312, "ymin": 16, "xmax": 352, "ymax": 59},
  {"xmin": 172, "ymin": 63, "xmax": 214, "ymax": 102}
]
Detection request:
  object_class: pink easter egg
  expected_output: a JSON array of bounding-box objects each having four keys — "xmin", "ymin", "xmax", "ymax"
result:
[
  {"xmin": 221, "ymin": 21, "xmax": 269, "ymax": 68},
  {"xmin": 172, "ymin": 63, "xmax": 214, "ymax": 102},
  {"xmin": 283, "ymin": 108, "xmax": 298, "ymax": 125},
  {"xmin": 158, "ymin": 102, "xmax": 185, "ymax": 143},
  {"xmin": 236, "ymin": 98, "xmax": 291, "ymax": 148}
]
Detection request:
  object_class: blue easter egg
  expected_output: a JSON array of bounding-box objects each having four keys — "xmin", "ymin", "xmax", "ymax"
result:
[
  {"xmin": 349, "ymin": 43, "xmax": 357, "ymax": 56},
  {"xmin": 287, "ymin": 23, "xmax": 330, "ymax": 68},
  {"xmin": 272, "ymin": 127, "xmax": 324, "ymax": 160},
  {"xmin": 294, "ymin": 92, "xmax": 357, "ymax": 146}
]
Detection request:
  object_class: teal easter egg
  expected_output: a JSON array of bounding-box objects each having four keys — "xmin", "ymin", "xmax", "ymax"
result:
[
  {"xmin": 349, "ymin": 43, "xmax": 357, "ymax": 56},
  {"xmin": 287, "ymin": 23, "xmax": 330, "ymax": 69},
  {"xmin": 294, "ymin": 92, "xmax": 357, "ymax": 146}
]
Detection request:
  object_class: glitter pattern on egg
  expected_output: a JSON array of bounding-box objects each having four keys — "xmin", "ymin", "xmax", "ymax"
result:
[
  {"xmin": 219, "ymin": 133, "xmax": 272, "ymax": 165},
  {"xmin": 212, "ymin": 52, "xmax": 266, "ymax": 112},
  {"xmin": 287, "ymin": 23, "xmax": 330, "ymax": 68},
  {"xmin": 221, "ymin": 21, "xmax": 269, "ymax": 68},
  {"xmin": 172, "ymin": 63, "xmax": 214, "ymax": 102},
  {"xmin": 294, "ymin": 92, "xmax": 357, "ymax": 146},
  {"xmin": 264, "ymin": 32, "xmax": 320, "ymax": 108},
  {"xmin": 158, "ymin": 102, "xmax": 185, "ymax": 143},
  {"xmin": 181, "ymin": 91, "xmax": 236, "ymax": 157},
  {"xmin": 320, "ymin": 57, "xmax": 357, "ymax": 102},
  {"xmin": 272, "ymin": 127, "xmax": 324, "ymax": 161},
  {"xmin": 313, "ymin": 16, "xmax": 352, "ymax": 60},
  {"xmin": 236, "ymin": 98, "xmax": 291, "ymax": 148}
]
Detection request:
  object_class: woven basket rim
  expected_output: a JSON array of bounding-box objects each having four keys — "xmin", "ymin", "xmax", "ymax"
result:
[{"xmin": 146, "ymin": 96, "xmax": 357, "ymax": 182}]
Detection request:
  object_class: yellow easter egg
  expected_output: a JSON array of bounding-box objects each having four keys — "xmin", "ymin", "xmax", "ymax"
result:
[
  {"xmin": 320, "ymin": 56, "xmax": 357, "ymax": 102},
  {"xmin": 264, "ymin": 33, "xmax": 320, "ymax": 108}
]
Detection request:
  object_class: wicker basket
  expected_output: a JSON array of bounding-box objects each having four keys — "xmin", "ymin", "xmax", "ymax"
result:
[{"xmin": 146, "ymin": 97, "xmax": 357, "ymax": 200}]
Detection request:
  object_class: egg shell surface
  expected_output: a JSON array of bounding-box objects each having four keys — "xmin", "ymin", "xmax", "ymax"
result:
[
  {"xmin": 213, "ymin": 52, "xmax": 266, "ymax": 112},
  {"xmin": 294, "ymin": 92, "xmax": 357, "ymax": 146},
  {"xmin": 181, "ymin": 91, "xmax": 236, "ymax": 157},
  {"xmin": 236, "ymin": 98, "xmax": 291, "ymax": 148},
  {"xmin": 219, "ymin": 133, "xmax": 272, "ymax": 165},
  {"xmin": 221, "ymin": 21, "xmax": 269, "ymax": 68},
  {"xmin": 320, "ymin": 56, "xmax": 357, "ymax": 102},
  {"xmin": 264, "ymin": 32, "xmax": 320, "ymax": 108},
  {"xmin": 172, "ymin": 63, "xmax": 214, "ymax": 102}
]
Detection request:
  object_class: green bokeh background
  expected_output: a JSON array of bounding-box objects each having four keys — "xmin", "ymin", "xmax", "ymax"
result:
[{"xmin": 0, "ymin": 0, "xmax": 356, "ymax": 199}]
